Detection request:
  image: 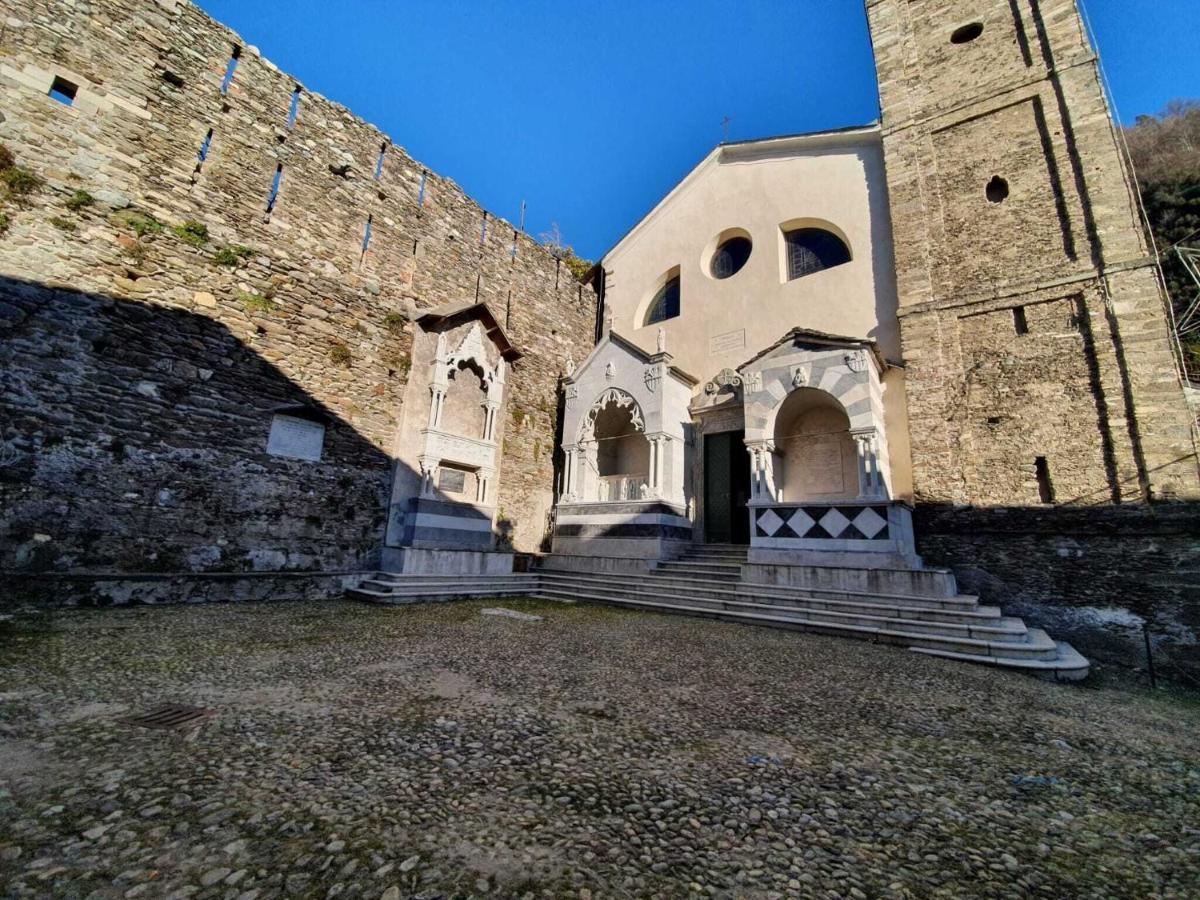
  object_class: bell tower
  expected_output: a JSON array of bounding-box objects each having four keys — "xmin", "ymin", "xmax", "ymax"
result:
[{"xmin": 865, "ymin": 0, "xmax": 1198, "ymax": 504}]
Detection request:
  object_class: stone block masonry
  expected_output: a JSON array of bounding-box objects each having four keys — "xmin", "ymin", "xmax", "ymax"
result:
[
  {"xmin": 0, "ymin": 0, "xmax": 596, "ymax": 602},
  {"xmin": 867, "ymin": 0, "xmax": 1200, "ymax": 678}
]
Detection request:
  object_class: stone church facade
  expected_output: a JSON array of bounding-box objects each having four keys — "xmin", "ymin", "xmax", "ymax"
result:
[{"xmin": 1, "ymin": 1, "xmax": 1197, "ymax": 678}]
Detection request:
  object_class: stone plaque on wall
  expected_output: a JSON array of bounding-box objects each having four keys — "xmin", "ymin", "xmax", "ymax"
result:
[
  {"xmin": 438, "ymin": 468, "xmax": 467, "ymax": 493},
  {"xmin": 266, "ymin": 415, "xmax": 325, "ymax": 462},
  {"xmin": 800, "ymin": 439, "xmax": 844, "ymax": 494},
  {"xmin": 709, "ymin": 329, "xmax": 746, "ymax": 354}
]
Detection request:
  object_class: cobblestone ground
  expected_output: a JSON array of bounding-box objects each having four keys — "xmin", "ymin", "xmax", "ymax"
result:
[{"xmin": 1, "ymin": 599, "xmax": 1198, "ymax": 900}]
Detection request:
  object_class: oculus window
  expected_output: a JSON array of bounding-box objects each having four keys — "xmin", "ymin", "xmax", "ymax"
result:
[{"xmin": 711, "ymin": 236, "xmax": 752, "ymax": 279}]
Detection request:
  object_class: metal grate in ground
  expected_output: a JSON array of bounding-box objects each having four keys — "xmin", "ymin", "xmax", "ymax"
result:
[{"xmin": 120, "ymin": 704, "xmax": 214, "ymax": 730}]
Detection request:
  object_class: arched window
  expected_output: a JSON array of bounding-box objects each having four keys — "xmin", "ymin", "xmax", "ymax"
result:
[
  {"xmin": 784, "ymin": 228, "xmax": 852, "ymax": 281},
  {"xmin": 645, "ymin": 274, "xmax": 681, "ymax": 325}
]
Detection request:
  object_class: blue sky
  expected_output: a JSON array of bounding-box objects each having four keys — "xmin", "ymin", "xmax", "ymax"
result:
[{"xmin": 196, "ymin": 0, "xmax": 1199, "ymax": 260}]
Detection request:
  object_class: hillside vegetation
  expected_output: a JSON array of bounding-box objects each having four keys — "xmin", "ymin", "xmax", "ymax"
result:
[{"xmin": 1123, "ymin": 100, "xmax": 1200, "ymax": 374}]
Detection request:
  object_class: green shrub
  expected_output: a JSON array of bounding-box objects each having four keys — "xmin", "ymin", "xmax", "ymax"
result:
[
  {"xmin": 213, "ymin": 245, "xmax": 253, "ymax": 267},
  {"xmin": 0, "ymin": 144, "xmax": 14, "ymax": 171},
  {"xmin": 172, "ymin": 219, "xmax": 209, "ymax": 246},
  {"xmin": 49, "ymin": 216, "xmax": 76, "ymax": 232},
  {"xmin": 238, "ymin": 291, "xmax": 277, "ymax": 314},
  {"xmin": 329, "ymin": 341, "xmax": 352, "ymax": 367},
  {"xmin": 0, "ymin": 212, "xmax": 9, "ymax": 235},
  {"xmin": 112, "ymin": 209, "xmax": 163, "ymax": 238},
  {"xmin": 65, "ymin": 190, "xmax": 93, "ymax": 212},
  {"xmin": 1, "ymin": 166, "xmax": 43, "ymax": 201},
  {"xmin": 382, "ymin": 311, "xmax": 406, "ymax": 334}
]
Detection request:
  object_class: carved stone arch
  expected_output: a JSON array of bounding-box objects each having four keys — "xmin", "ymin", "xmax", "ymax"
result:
[
  {"xmin": 446, "ymin": 322, "xmax": 491, "ymax": 374},
  {"xmin": 579, "ymin": 387, "xmax": 646, "ymax": 442},
  {"xmin": 759, "ymin": 366, "xmax": 872, "ymax": 433}
]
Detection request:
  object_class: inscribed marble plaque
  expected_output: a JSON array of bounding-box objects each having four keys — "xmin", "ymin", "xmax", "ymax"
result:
[{"xmin": 266, "ymin": 415, "xmax": 325, "ymax": 462}]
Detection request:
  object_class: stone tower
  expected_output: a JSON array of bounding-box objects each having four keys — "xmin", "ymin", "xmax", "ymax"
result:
[{"xmin": 866, "ymin": 0, "xmax": 1199, "ymax": 507}]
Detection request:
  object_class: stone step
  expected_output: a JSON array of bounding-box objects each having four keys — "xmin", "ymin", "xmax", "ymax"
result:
[
  {"xmin": 652, "ymin": 563, "xmax": 742, "ymax": 579},
  {"xmin": 362, "ymin": 578, "xmax": 537, "ymax": 592},
  {"xmin": 534, "ymin": 580, "xmax": 1027, "ymax": 643},
  {"xmin": 909, "ymin": 636, "xmax": 1091, "ymax": 682},
  {"xmin": 533, "ymin": 588, "xmax": 1062, "ymax": 661},
  {"xmin": 351, "ymin": 573, "xmax": 538, "ymax": 605},
  {"xmin": 349, "ymin": 585, "xmax": 535, "ymax": 604},
  {"xmin": 536, "ymin": 572, "xmax": 998, "ymax": 624},
  {"xmin": 537, "ymin": 569, "xmax": 981, "ymax": 612}
]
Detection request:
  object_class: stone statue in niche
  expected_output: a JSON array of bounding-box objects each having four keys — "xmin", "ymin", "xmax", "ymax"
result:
[
  {"xmin": 605, "ymin": 361, "xmax": 615, "ymax": 381},
  {"xmin": 565, "ymin": 355, "xmax": 575, "ymax": 376},
  {"xmin": 656, "ymin": 328, "xmax": 666, "ymax": 354},
  {"xmin": 792, "ymin": 366, "xmax": 808, "ymax": 387}
]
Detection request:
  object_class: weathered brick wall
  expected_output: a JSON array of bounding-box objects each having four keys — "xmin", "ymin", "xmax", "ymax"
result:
[
  {"xmin": 0, "ymin": 0, "xmax": 595, "ymax": 595},
  {"xmin": 867, "ymin": 0, "xmax": 1200, "ymax": 675}
]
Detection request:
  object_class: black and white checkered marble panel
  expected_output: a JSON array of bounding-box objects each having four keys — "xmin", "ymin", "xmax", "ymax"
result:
[{"xmin": 754, "ymin": 505, "xmax": 890, "ymax": 541}]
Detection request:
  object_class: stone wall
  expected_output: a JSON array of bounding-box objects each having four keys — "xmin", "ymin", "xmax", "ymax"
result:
[
  {"xmin": 915, "ymin": 504, "xmax": 1200, "ymax": 682},
  {"xmin": 867, "ymin": 0, "xmax": 1200, "ymax": 676},
  {"xmin": 0, "ymin": 0, "xmax": 595, "ymax": 600}
]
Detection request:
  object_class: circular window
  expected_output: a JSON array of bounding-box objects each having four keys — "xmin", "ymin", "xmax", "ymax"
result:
[
  {"xmin": 986, "ymin": 175, "xmax": 1010, "ymax": 203},
  {"xmin": 711, "ymin": 236, "xmax": 752, "ymax": 279},
  {"xmin": 951, "ymin": 22, "xmax": 984, "ymax": 44}
]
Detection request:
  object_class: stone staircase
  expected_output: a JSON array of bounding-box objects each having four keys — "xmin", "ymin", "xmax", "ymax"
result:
[
  {"xmin": 348, "ymin": 544, "xmax": 1089, "ymax": 681},
  {"xmin": 347, "ymin": 572, "xmax": 539, "ymax": 604}
]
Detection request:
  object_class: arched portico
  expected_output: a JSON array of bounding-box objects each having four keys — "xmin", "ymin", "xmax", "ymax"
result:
[
  {"xmin": 737, "ymin": 331, "xmax": 913, "ymax": 566},
  {"xmin": 772, "ymin": 388, "xmax": 860, "ymax": 502}
]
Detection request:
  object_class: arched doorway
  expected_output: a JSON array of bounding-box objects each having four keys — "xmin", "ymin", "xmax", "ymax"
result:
[{"xmin": 772, "ymin": 388, "xmax": 858, "ymax": 502}]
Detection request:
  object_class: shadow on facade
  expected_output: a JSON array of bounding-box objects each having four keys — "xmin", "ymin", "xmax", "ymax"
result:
[{"xmin": 0, "ymin": 274, "xmax": 413, "ymax": 605}]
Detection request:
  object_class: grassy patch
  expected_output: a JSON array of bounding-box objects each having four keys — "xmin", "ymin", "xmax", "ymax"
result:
[
  {"xmin": 172, "ymin": 219, "xmax": 209, "ymax": 247},
  {"xmin": 49, "ymin": 215, "xmax": 76, "ymax": 232},
  {"xmin": 213, "ymin": 244, "xmax": 253, "ymax": 267},
  {"xmin": 383, "ymin": 311, "xmax": 406, "ymax": 333},
  {"xmin": 329, "ymin": 341, "xmax": 352, "ymax": 367},
  {"xmin": 112, "ymin": 210, "xmax": 164, "ymax": 238},
  {"xmin": 65, "ymin": 190, "xmax": 93, "ymax": 212},
  {"xmin": 239, "ymin": 291, "xmax": 278, "ymax": 314},
  {"xmin": 1, "ymin": 165, "xmax": 43, "ymax": 203},
  {"xmin": 0, "ymin": 211, "xmax": 9, "ymax": 235}
]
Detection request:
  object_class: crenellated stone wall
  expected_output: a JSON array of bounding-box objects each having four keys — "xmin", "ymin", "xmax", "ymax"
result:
[{"xmin": 0, "ymin": 0, "xmax": 596, "ymax": 600}]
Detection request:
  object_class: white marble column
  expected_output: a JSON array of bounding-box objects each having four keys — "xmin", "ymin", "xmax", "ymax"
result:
[
  {"xmin": 418, "ymin": 455, "xmax": 439, "ymax": 498},
  {"xmin": 852, "ymin": 429, "xmax": 883, "ymax": 499},
  {"xmin": 476, "ymin": 468, "xmax": 493, "ymax": 504},
  {"xmin": 746, "ymin": 440, "xmax": 777, "ymax": 502},
  {"xmin": 482, "ymin": 401, "xmax": 500, "ymax": 442},
  {"xmin": 579, "ymin": 439, "xmax": 599, "ymax": 502},
  {"xmin": 428, "ymin": 385, "xmax": 446, "ymax": 430}
]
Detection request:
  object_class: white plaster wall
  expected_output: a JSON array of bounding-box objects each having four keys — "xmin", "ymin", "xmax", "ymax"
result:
[{"xmin": 601, "ymin": 128, "xmax": 914, "ymax": 500}]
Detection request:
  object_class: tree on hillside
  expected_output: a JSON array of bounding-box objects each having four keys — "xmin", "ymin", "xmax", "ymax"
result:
[{"xmin": 1123, "ymin": 100, "xmax": 1200, "ymax": 376}]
